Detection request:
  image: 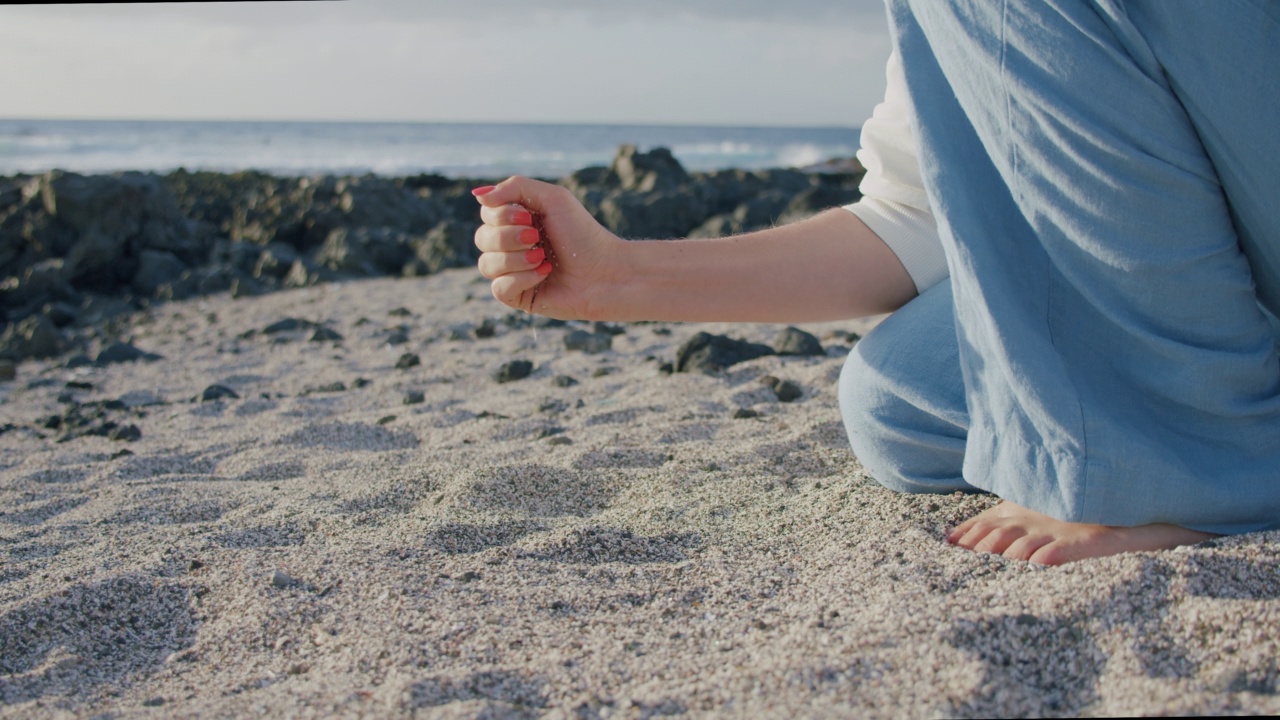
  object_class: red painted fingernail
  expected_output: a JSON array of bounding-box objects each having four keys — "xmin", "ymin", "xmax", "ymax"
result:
[
  {"xmin": 536, "ymin": 261, "xmax": 553, "ymax": 276},
  {"xmin": 512, "ymin": 209, "xmax": 533, "ymax": 225},
  {"xmin": 518, "ymin": 228, "xmax": 540, "ymax": 245},
  {"xmin": 471, "ymin": 185, "xmax": 496, "ymax": 197},
  {"xmin": 525, "ymin": 247, "xmax": 545, "ymax": 265}
]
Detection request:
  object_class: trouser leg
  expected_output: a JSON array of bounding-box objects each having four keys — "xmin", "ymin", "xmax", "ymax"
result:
[
  {"xmin": 887, "ymin": 0, "xmax": 1280, "ymax": 532},
  {"xmin": 839, "ymin": 279, "xmax": 976, "ymax": 495}
]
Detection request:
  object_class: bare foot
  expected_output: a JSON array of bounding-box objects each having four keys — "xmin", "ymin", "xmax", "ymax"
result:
[{"xmin": 947, "ymin": 501, "xmax": 1218, "ymax": 566}]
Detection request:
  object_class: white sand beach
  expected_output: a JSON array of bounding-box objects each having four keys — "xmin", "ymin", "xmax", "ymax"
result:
[{"xmin": 2, "ymin": 269, "xmax": 1279, "ymax": 718}]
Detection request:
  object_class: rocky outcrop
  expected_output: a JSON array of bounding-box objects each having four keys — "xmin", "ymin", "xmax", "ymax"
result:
[{"xmin": 0, "ymin": 146, "xmax": 864, "ymax": 362}]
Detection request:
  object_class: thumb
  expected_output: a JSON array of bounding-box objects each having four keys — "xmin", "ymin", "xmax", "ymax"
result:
[{"xmin": 472, "ymin": 175, "xmax": 569, "ymax": 215}]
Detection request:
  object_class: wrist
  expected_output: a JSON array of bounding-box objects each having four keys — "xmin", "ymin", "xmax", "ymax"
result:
[{"xmin": 581, "ymin": 236, "xmax": 651, "ymax": 322}]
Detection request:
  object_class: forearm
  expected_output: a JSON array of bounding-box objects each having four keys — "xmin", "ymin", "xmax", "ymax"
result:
[{"xmin": 597, "ymin": 208, "xmax": 918, "ymax": 323}]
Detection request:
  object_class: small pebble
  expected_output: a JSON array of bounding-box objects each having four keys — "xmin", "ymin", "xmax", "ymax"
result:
[
  {"xmin": 594, "ymin": 321, "xmax": 625, "ymax": 335},
  {"xmin": 201, "ymin": 384, "xmax": 240, "ymax": 402},
  {"xmin": 547, "ymin": 436, "xmax": 574, "ymax": 446},
  {"xmin": 262, "ymin": 318, "xmax": 311, "ymax": 334},
  {"xmin": 733, "ymin": 408, "xmax": 761, "ymax": 419},
  {"xmin": 540, "ymin": 399, "xmax": 568, "ymax": 414},
  {"xmin": 457, "ymin": 571, "xmax": 481, "ymax": 582},
  {"xmin": 775, "ymin": 326, "xmax": 824, "ymax": 356},
  {"xmin": 385, "ymin": 330, "xmax": 410, "ymax": 345},
  {"xmin": 552, "ymin": 375, "xmax": 579, "ymax": 387},
  {"xmin": 110, "ymin": 449, "xmax": 135, "ymax": 460},
  {"xmin": 142, "ymin": 697, "xmax": 166, "ymax": 707},
  {"xmin": 108, "ymin": 424, "xmax": 142, "ymax": 442},
  {"xmin": 761, "ymin": 376, "xmax": 802, "ymax": 403},
  {"xmin": 188, "ymin": 560, "xmax": 205, "ymax": 571},
  {"xmin": 403, "ymin": 391, "xmax": 425, "ymax": 405},
  {"xmin": 376, "ymin": 415, "xmax": 397, "ymax": 425},
  {"xmin": 352, "ymin": 377, "xmax": 372, "ymax": 389},
  {"xmin": 564, "ymin": 330, "xmax": 612, "ymax": 354},
  {"xmin": 303, "ymin": 382, "xmax": 346, "ymax": 395},
  {"xmin": 309, "ymin": 327, "xmax": 343, "ymax": 343},
  {"xmin": 395, "ymin": 353, "xmax": 421, "ymax": 369},
  {"xmin": 271, "ymin": 570, "xmax": 297, "ymax": 589},
  {"xmin": 475, "ymin": 319, "xmax": 497, "ymax": 338},
  {"xmin": 591, "ymin": 367, "xmax": 617, "ymax": 378},
  {"xmin": 388, "ymin": 307, "xmax": 412, "ymax": 317},
  {"xmin": 495, "ymin": 360, "xmax": 534, "ymax": 383}
]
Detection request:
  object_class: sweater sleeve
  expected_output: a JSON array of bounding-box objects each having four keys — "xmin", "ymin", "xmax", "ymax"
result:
[{"xmin": 842, "ymin": 47, "xmax": 949, "ymax": 294}]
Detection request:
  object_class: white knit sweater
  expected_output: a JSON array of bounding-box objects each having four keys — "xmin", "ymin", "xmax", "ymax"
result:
[{"xmin": 843, "ymin": 48, "xmax": 949, "ymax": 294}]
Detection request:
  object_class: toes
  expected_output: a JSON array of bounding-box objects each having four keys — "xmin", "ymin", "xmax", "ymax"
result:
[
  {"xmin": 947, "ymin": 517, "xmax": 981, "ymax": 544},
  {"xmin": 1027, "ymin": 541, "xmax": 1072, "ymax": 566},
  {"xmin": 971, "ymin": 524, "xmax": 1027, "ymax": 555},
  {"xmin": 1002, "ymin": 534, "xmax": 1054, "ymax": 562}
]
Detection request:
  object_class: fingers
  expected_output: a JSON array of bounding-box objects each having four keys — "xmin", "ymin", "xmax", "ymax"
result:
[
  {"xmin": 489, "ymin": 266, "xmax": 553, "ymax": 309},
  {"xmin": 479, "ymin": 202, "xmax": 533, "ymax": 228},
  {"xmin": 478, "ymin": 246, "xmax": 547, "ymax": 280},
  {"xmin": 475, "ymin": 222, "xmax": 542, "ymax": 254},
  {"xmin": 472, "ymin": 175, "xmax": 573, "ymax": 215}
]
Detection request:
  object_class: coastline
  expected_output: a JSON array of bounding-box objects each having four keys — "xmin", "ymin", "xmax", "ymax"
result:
[{"xmin": 2, "ymin": 153, "xmax": 1280, "ymax": 717}]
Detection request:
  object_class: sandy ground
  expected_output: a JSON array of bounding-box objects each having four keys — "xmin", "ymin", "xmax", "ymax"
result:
[{"xmin": 2, "ymin": 269, "xmax": 1280, "ymax": 719}]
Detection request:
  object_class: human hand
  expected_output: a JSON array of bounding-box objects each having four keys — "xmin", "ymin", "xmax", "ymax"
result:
[{"xmin": 473, "ymin": 176, "xmax": 624, "ymax": 320}]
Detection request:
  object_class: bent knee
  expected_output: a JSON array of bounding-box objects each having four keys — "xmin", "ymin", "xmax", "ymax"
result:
[{"xmin": 838, "ymin": 336, "xmax": 971, "ymax": 495}]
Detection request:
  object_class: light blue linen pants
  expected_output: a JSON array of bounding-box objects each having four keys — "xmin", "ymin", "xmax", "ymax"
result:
[{"xmin": 839, "ymin": 0, "xmax": 1280, "ymax": 534}]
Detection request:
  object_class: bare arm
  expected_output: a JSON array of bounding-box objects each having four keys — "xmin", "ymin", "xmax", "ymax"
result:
[
  {"xmin": 473, "ymin": 176, "xmax": 917, "ymax": 324},
  {"xmin": 605, "ymin": 208, "xmax": 916, "ymax": 323}
]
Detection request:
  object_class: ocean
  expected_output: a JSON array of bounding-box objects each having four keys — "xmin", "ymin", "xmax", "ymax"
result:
[{"xmin": 0, "ymin": 119, "xmax": 860, "ymax": 179}]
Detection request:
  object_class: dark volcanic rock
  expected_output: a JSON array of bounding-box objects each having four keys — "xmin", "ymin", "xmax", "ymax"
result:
[
  {"xmin": 495, "ymin": 360, "xmax": 534, "ymax": 383},
  {"xmin": 95, "ymin": 341, "xmax": 162, "ymax": 366},
  {"xmin": 201, "ymin": 385, "xmax": 240, "ymax": 402},
  {"xmin": 406, "ymin": 220, "xmax": 479, "ymax": 276},
  {"xmin": 775, "ymin": 327, "xmax": 824, "ymax": 356},
  {"xmin": 762, "ymin": 376, "xmax": 803, "ymax": 403},
  {"xmin": 0, "ymin": 259, "xmax": 77, "ymax": 313},
  {"xmin": 44, "ymin": 399, "xmax": 141, "ymax": 442},
  {"xmin": 36, "ymin": 171, "xmax": 202, "ymax": 291},
  {"xmin": 108, "ymin": 424, "xmax": 142, "ymax": 442},
  {"xmin": 607, "ymin": 145, "xmax": 691, "ymax": 193},
  {"xmin": 599, "ymin": 191, "xmax": 707, "ymax": 240},
  {"xmin": 395, "ymin": 353, "xmax": 421, "ymax": 370},
  {"xmin": 593, "ymin": 321, "xmax": 626, "ymax": 336},
  {"xmin": 302, "ymin": 381, "xmax": 346, "ymax": 395},
  {"xmin": 0, "ymin": 314, "xmax": 64, "ymax": 360},
  {"xmin": 675, "ymin": 332, "xmax": 775, "ymax": 374},
  {"xmin": 564, "ymin": 329, "xmax": 612, "ymax": 354},
  {"xmin": 263, "ymin": 318, "xmax": 312, "ymax": 334},
  {"xmin": 0, "ymin": 155, "xmax": 865, "ymax": 342},
  {"xmin": 253, "ymin": 242, "xmax": 300, "ymax": 279},
  {"xmin": 132, "ymin": 249, "xmax": 187, "ymax": 296},
  {"xmin": 309, "ymin": 327, "xmax": 343, "ymax": 343},
  {"xmin": 42, "ymin": 301, "xmax": 80, "ymax": 328},
  {"xmin": 317, "ymin": 226, "xmax": 414, "ymax": 277}
]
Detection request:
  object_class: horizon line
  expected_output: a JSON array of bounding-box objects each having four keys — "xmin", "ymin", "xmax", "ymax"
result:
[{"xmin": 0, "ymin": 116, "xmax": 859, "ymax": 132}]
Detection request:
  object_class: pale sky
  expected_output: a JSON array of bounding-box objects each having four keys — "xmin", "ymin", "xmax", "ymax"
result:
[{"xmin": 0, "ymin": 0, "xmax": 892, "ymax": 127}]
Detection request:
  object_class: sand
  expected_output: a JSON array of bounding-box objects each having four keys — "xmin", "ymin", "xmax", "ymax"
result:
[{"xmin": 2, "ymin": 268, "xmax": 1279, "ymax": 718}]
